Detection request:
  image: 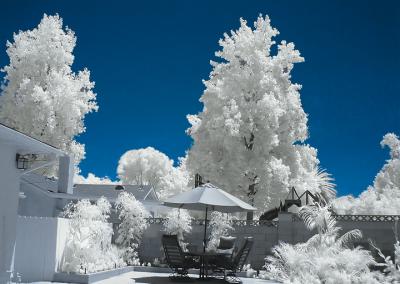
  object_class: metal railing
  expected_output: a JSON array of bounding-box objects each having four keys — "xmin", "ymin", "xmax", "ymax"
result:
[
  {"xmin": 292, "ymin": 214, "xmax": 400, "ymax": 222},
  {"xmin": 146, "ymin": 218, "xmax": 278, "ymax": 227}
]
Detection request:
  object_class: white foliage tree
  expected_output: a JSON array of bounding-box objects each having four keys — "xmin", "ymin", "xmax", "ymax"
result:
[
  {"xmin": 206, "ymin": 212, "xmax": 235, "ymax": 252},
  {"xmin": 333, "ymin": 133, "xmax": 400, "ymax": 215},
  {"xmin": 74, "ymin": 173, "xmax": 118, "ymax": 184},
  {"xmin": 61, "ymin": 197, "xmax": 124, "ymax": 273},
  {"xmin": 115, "ymin": 191, "xmax": 150, "ymax": 264},
  {"xmin": 0, "ymin": 14, "xmax": 98, "ymax": 173},
  {"xmin": 117, "ymin": 147, "xmax": 189, "ymax": 199},
  {"xmin": 262, "ymin": 205, "xmax": 382, "ymax": 284},
  {"xmin": 163, "ymin": 208, "xmax": 192, "ymax": 251},
  {"xmin": 160, "ymin": 155, "xmax": 191, "ymax": 199},
  {"xmin": 186, "ymin": 15, "xmax": 334, "ymax": 214}
]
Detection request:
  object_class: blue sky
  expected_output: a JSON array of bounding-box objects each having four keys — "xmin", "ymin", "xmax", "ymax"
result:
[{"xmin": 1, "ymin": 1, "xmax": 399, "ymax": 196}]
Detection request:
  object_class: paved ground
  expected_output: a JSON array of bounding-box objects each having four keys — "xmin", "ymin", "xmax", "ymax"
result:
[
  {"xmin": 131, "ymin": 272, "xmax": 279, "ymax": 284},
  {"xmin": 26, "ymin": 271, "xmax": 279, "ymax": 284}
]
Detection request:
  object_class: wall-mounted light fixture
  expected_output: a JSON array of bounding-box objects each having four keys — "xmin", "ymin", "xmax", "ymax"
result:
[
  {"xmin": 16, "ymin": 154, "xmax": 30, "ymax": 170},
  {"xmin": 16, "ymin": 154, "xmax": 39, "ymax": 170}
]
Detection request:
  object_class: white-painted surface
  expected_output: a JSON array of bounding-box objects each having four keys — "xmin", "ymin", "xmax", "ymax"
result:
[
  {"xmin": 14, "ymin": 217, "xmax": 69, "ymax": 283},
  {"xmin": 18, "ymin": 182, "xmax": 59, "ymax": 217},
  {"xmin": 0, "ymin": 142, "xmax": 20, "ymax": 284},
  {"xmin": 57, "ymin": 156, "xmax": 73, "ymax": 194},
  {"xmin": 0, "ymin": 124, "xmax": 65, "ymax": 284}
]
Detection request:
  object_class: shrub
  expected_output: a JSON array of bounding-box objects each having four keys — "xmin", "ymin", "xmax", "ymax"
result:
[
  {"xmin": 263, "ymin": 205, "xmax": 381, "ymax": 284},
  {"xmin": 61, "ymin": 197, "xmax": 124, "ymax": 273},
  {"xmin": 115, "ymin": 191, "xmax": 150, "ymax": 264},
  {"xmin": 163, "ymin": 208, "xmax": 192, "ymax": 251},
  {"xmin": 207, "ymin": 212, "xmax": 235, "ymax": 252}
]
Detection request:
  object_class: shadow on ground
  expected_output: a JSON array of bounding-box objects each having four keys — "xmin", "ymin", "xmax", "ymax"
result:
[{"xmin": 133, "ymin": 276, "xmax": 226, "ymax": 284}]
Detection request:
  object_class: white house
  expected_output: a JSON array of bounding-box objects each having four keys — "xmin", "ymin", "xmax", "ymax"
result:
[
  {"xmin": 0, "ymin": 123, "xmax": 68, "ymax": 284},
  {"xmin": 0, "ymin": 123, "xmax": 167, "ymax": 283},
  {"xmin": 19, "ymin": 174, "xmax": 166, "ymax": 218}
]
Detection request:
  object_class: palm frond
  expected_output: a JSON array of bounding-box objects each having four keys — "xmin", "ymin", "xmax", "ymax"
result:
[
  {"xmin": 338, "ymin": 229, "xmax": 363, "ymax": 247},
  {"xmin": 298, "ymin": 205, "xmax": 319, "ymax": 230},
  {"xmin": 299, "ymin": 204, "xmax": 338, "ymax": 236},
  {"xmin": 313, "ymin": 167, "xmax": 336, "ymax": 205}
]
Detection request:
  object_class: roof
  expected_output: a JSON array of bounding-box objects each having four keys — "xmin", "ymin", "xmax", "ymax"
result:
[
  {"xmin": 0, "ymin": 123, "xmax": 64, "ymax": 156},
  {"xmin": 21, "ymin": 173, "xmax": 159, "ymax": 203},
  {"xmin": 73, "ymin": 184, "xmax": 158, "ymax": 202}
]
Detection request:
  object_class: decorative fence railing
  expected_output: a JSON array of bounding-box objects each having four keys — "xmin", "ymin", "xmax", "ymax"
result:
[
  {"xmin": 292, "ymin": 214, "xmax": 400, "ymax": 222},
  {"xmin": 146, "ymin": 218, "xmax": 278, "ymax": 227}
]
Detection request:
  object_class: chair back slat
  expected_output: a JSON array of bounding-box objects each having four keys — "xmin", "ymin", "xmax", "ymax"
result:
[
  {"xmin": 233, "ymin": 237, "xmax": 253, "ymax": 270},
  {"xmin": 162, "ymin": 235, "xmax": 186, "ymax": 268}
]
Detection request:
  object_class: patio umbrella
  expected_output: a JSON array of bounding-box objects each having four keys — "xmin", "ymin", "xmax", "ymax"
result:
[{"xmin": 163, "ymin": 183, "xmax": 256, "ymax": 252}]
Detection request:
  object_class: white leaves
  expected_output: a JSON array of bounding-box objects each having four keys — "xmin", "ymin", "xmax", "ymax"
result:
[
  {"xmin": 381, "ymin": 133, "xmax": 400, "ymax": 159},
  {"xmin": 265, "ymin": 205, "xmax": 380, "ymax": 283},
  {"xmin": 74, "ymin": 173, "xmax": 118, "ymax": 184},
  {"xmin": 186, "ymin": 15, "xmax": 331, "ymax": 211},
  {"xmin": 0, "ymin": 14, "xmax": 97, "ymax": 172},
  {"xmin": 117, "ymin": 147, "xmax": 174, "ymax": 187},
  {"xmin": 332, "ymin": 133, "xmax": 400, "ymax": 215},
  {"xmin": 163, "ymin": 209, "xmax": 192, "ymax": 251},
  {"xmin": 207, "ymin": 212, "xmax": 235, "ymax": 252},
  {"xmin": 117, "ymin": 147, "xmax": 189, "ymax": 200},
  {"xmin": 115, "ymin": 191, "xmax": 149, "ymax": 264},
  {"xmin": 61, "ymin": 198, "xmax": 124, "ymax": 273}
]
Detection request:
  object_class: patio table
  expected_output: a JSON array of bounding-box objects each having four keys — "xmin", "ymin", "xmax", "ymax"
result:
[{"xmin": 187, "ymin": 251, "xmax": 230, "ymax": 279}]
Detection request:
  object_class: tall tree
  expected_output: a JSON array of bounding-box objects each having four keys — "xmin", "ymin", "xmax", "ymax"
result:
[
  {"xmin": 0, "ymin": 14, "xmax": 97, "ymax": 172},
  {"xmin": 117, "ymin": 147, "xmax": 189, "ymax": 199},
  {"xmin": 186, "ymin": 15, "xmax": 334, "ymax": 217},
  {"xmin": 334, "ymin": 133, "xmax": 400, "ymax": 215}
]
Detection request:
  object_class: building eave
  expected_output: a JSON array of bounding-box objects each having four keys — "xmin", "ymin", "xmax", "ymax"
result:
[{"xmin": 0, "ymin": 123, "xmax": 64, "ymax": 156}]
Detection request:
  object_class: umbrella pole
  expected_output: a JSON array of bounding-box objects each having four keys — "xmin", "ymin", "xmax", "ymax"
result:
[{"xmin": 203, "ymin": 207, "xmax": 208, "ymax": 253}]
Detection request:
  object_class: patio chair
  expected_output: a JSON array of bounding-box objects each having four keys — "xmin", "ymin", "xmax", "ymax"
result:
[
  {"xmin": 162, "ymin": 234, "xmax": 199, "ymax": 279},
  {"xmin": 213, "ymin": 237, "xmax": 254, "ymax": 283}
]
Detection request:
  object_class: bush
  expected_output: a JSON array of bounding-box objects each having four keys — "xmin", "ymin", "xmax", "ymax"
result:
[
  {"xmin": 263, "ymin": 205, "xmax": 381, "ymax": 284},
  {"xmin": 61, "ymin": 198, "xmax": 124, "ymax": 273},
  {"xmin": 115, "ymin": 191, "xmax": 150, "ymax": 264},
  {"xmin": 163, "ymin": 208, "xmax": 192, "ymax": 251},
  {"xmin": 206, "ymin": 212, "xmax": 235, "ymax": 252}
]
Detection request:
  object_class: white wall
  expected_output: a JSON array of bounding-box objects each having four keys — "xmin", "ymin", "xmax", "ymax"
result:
[
  {"xmin": 18, "ymin": 182, "xmax": 59, "ymax": 217},
  {"xmin": 0, "ymin": 142, "xmax": 19, "ymax": 284},
  {"xmin": 14, "ymin": 216, "xmax": 69, "ymax": 282}
]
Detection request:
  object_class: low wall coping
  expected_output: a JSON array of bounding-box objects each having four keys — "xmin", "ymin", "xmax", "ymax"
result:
[{"xmin": 53, "ymin": 266, "xmax": 134, "ymax": 284}]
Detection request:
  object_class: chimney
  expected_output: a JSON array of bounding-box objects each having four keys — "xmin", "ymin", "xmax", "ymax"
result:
[{"xmin": 58, "ymin": 155, "xmax": 74, "ymax": 194}]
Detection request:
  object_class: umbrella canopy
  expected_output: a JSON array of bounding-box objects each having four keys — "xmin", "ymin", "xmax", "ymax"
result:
[
  {"xmin": 163, "ymin": 183, "xmax": 256, "ymax": 253},
  {"xmin": 163, "ymin": 183, "xmax": 257, "ymax": 213}
]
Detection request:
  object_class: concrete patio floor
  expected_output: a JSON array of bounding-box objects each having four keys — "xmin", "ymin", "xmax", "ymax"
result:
[
  {"xmin": 26, "ymin": 271, "xmax": 280, "ymax": 284},
  {"xmin": 131, "ymin": 271, "xmax": 279, "ymax": 284}
]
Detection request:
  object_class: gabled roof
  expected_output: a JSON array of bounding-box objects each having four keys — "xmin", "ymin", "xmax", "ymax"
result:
[
  {"xmin": 21, "ymin": 173, "xmax": 159, "ymax": 203},
  {"xmin": 73, "ymin": 184, "xmax": 158, "ymax": 202},
  {"xmin": 0, "ymin": 123, "xmax": 64, "ymax": 156}
]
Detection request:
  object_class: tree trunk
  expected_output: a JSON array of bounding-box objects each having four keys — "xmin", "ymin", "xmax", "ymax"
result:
[
  {"xmin": 246, "ymin": 211, "xmax": 254, "ymax": 221},
  {"xmin": 246, "ymin": 183, "xmax": 256, "ymax": 221}
]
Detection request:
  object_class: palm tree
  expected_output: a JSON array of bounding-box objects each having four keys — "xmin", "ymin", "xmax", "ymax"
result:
[{"xmin": 263, "ymin": 205, "xmax": 381, "ymax": 284}]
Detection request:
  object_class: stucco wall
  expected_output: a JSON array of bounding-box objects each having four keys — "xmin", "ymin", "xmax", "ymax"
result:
[
  {"xmin": 18, "ymin": 183, "xmax": 60, "ymax": 217},
  {"xmin": 138, "ymin": 214, "xmax": 400, "ymax": 270},
  {"xmin": 138, "ymin": 220, "xmax": 278, "ymax": 269},
  {"xmin": 14, "ymin": 216, "xmax": 69, "ymax": 283},
  {"xmin": 10, "ymin": 213, "xmax": 400, "ymax": 283},
  {"xmin": 285, "ymin": 213, "xmax": 400, "ymax": 255},
  {"xmin": 0, "ymin": 142, "xmax": 20, "ymax": 283}
]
